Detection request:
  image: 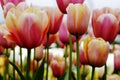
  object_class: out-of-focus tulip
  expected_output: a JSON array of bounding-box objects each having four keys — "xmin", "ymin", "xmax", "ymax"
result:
[
  {"xmin": 43, "ymin": 7, "xmax": 63, "ymax": 34},
  {"xmin": 35, "ymin": 45, "xmax": 45, "ymax": 61},
  {"xmin": 56, "ymin": 0, "xmax": 84, "ymax": 13},
  {"xmin": 113, "ymin": 49, "xmax": 120, "ymax": 72},
  {"xmin": 5, "ymin": 5, "xmax": 50, "ymax": 49},
  {"xmin": 0, "ymin": 56, "xmax": 7, "ymax": 76},
  {"xmin": 58, "ymin": 15, "xmax": 76, "ymax": 44},
  {"xmin": 83, "ymin": 37, "xmax": 109, "ymax": 67},
  {"xmin": 0, "ymin": 0, "xmax": 25, "ymax": 8},
  {"xmin": 92, "ymin": 7, "xmax": 119, "ymax": 43},
  {"xmin": 50, "ymin": 56, "xmax": 65, "ymax": 78},
  {"xmin": 0, "ymin": 24, "xmax": 15, "ymax": 49},
  {"xmin": 43, "ymin": 34, "xmax": 57, "ymax": 47},
  {"xmin": 66, "ymin": 3, "xmax": 90, "ymax": 36},
  {"xmin": 4, "ymin": 2, "xmax": 28, "ymax": 18},
  {"xmin": 107, "ymin": 74, "xmax": 120, "ymax": 80}
]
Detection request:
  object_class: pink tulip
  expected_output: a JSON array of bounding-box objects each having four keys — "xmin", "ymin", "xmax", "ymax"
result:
[
  {"xmin": 50, "ymin": 56, "xmax": 66, "ymax": 78},
  {"xmin": 56, "ymin": 0, "xmax": 84, "ymax": 13},
  {"xmin": 0, "ymin": 24, "xmax": 14, "ymax": 48},
  {"xmin": 66, "ymin": 3, "xmax": 90, "ymax": 36},
  {"xmin": 5, "ymin": 4, "xmax": 50, "ymax": 49},
  {"xmin": 83, "ymin": 37, "xmax": 109, "ymax": 67},
  {"xmin": 0, "ymin": 0, "xmax": 25, "ymax": 8},
  {"xmin": 43, "ymin": 7, "xmax": 63, "ymax": 34},
  {"xmin": 114, "ymin": 49, "xmax": 120, "ymax": 71},
  {"xmin": 58, "ymin": 15, "xmax": 76, "ymax": 44},
  {"xmin": 92, "ymin": 7, "xmax": 119, "ymax": 43}
]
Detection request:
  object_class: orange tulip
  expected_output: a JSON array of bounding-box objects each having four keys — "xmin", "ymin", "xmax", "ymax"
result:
[
  {"xmin": 92, "ymin": 7, "xmax": 119, "ymax": 43},
  {"xmin": 56, "ymin": 0, "xmax": 84, "ymax": 13},
  {"xmin": 66, "ymin": 3, "xmax": 90, "ymax": 36},
  {"xmin": 83, "ymin": 37, "xmax": 109, "ymax": 67},
  {"xmin": 5, "ymin": 4, "xmax": 49, "ymax": 49}
]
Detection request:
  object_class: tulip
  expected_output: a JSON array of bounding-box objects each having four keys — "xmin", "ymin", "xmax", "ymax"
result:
[
  {"xmin": 0, "ymin": 24, "xmax": 14, "ymax": 49},
  {"xmin": 66, "ymin": 3, "xmax": 90, "ymax": 36},
  {"xmin": 67, "ymin": 4, "xmax": 90, "ymax": 80},
  {"xmin": 0, "ymin": 0, "xmax": 25, "ymax": 9},
  {"xmin": 43, "ymin": 6, "xmax": 63, "ymax": 34},
  {"xmin": 56, "ymin": 0, "xmax": 84, "ymax": 13},
  {"xmin": 83, "ymin": 37, "xmax": 109, "ymax": 67},
  {"xmin": 50, "ymin": 56, "xmax": 66, "ymax": 78},
  {"xmin": 58, "ymin": 15, "xmax": 76, "ymax": 44},
  {"xmin": 113, "ymin": 49, "xmax": 120, "ymax": 72},
  {"xmin": 5, "ymin": 6, "xmax": 49, "ymax": 49},
  {"xmin": 35, "ymin": 45, "xmax": 45, "ymax": 62},
  {"xmin": 92, "ymin": 7, "xmax": 119, "ymax": 43}
]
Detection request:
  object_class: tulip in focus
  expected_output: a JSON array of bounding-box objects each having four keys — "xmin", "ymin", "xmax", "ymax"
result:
[
  {"xmin": 56, "ymin": 0, "xmax": 84, "ymax": 13},
  {"xmin": 66, "ymin": 3, "xmax": 90, "ymax": 36},
  {"xmin": 92, "ymin": 7, "xmax": 119, "ymax": 43},
  {"xmin": 83, "ymin": 37, "xmax": 109, "ymax": 67},
  {"xmin": 5, "ymin": 4, "xmax": 50, "ymax": 49}
]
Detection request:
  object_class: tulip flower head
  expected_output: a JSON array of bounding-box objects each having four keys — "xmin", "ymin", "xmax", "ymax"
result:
[
  {"xmin": 50, "ymin": 56, "xmax": 66, "ymax": 78},
  {"xmin": 92, "ymin": 7, "xmax": 119, "ymax": 43},
  {"xmin": 83, "ymin": 37, "xmax": 109, "ymax": 67},
  {"xmin": 5, "ymin": 4, "xmax": 50, "ymax": 49},
  {"xmin": 67, "ymin": 3, "xmax": 90, "ymax": 36},
  {"xmin": 0, "ymin": 0, "xmax": 25, "ymax": 9},
  {"xmin": 43, "ymin": 7, "xmax": 63, "ymax": 34},
  {"xmin": 58, "ymin": 15, "xmax": 76, "ymax": 44},
  {"xmin": 56, "ymin": 0, "xmax": 84, "ymax": 13},
  {"xmin": 0, "ymin": 24, "xmax": 14, "ymax": 49}
]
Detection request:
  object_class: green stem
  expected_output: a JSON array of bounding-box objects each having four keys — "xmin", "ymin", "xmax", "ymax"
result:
[
  {"xmin": 9, "ymin": 60, "xmax": 25, "ymax": 80},
  {"xmin": 20, "ymin": 47, "xmax": 22, "ymax": 71},
  {"xmin": 76, "ymin": 34, "xmax": 80, "ymax": 80},
  {"xmin": 26, "ymin": 49, "xmax": 31, "ymax": 80},
  {"xmin": 91, "ymin": 67, "xmax": 95, "ymax": 80},
  {"xmin": 13, "ymin": 48, "xmax": 15, "ymax": 80},
  {"xmin": 46, "ymin": 34, "xmax": 49, "ymax": 80},
  {"xmin": 103, "ymin": 64, "xmax": 107, "ymax": 80},
  {"xmin": 32, "ymin": 48, "xmax": 35, "ymax": 79},
  {"xmin": 64, "ymin": 44, "xmax": 68, "ymax": 70},
  {"xmin": 69, "ymin": 34, "xmax": 72, "ymax": 80},
  {"xmin": 4, "ymin": 48, "xmax": 9, "ymax": 80}
]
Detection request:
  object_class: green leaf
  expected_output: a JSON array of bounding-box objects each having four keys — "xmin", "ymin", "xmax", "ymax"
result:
[
  {"xmin": 9, "ymin": 60, "xmax": 25, "ymax": 80},
  {"xmin": 35, "ymin": 58, "xmax": 45, "ymax": 80}
]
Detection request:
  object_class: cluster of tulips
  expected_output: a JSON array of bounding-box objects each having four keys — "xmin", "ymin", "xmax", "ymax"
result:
[{"xmin": 0, "ymin": 0, "xmax": 120, "ymax": 80}]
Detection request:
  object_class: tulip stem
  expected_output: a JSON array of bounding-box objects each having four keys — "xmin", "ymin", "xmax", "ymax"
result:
[
  {"xmin": 4, "ymin": 48, "xmax": 9, "ymax": 80},
  {"xmin": 69, "ymin": 34, "xmax": 72, "ymax": 80},
  {"xmin": 103, "ymin": 64, "xmax": 107, "ymax": 80},
  {"xmin": 26, "ymin": 49, "xmax": 31, "ymax": 80},
  {"xmin": 13, "ymin": 48, "xmax": 15, "ymax": 80},
  {"xmin": 64, "ymin": 44, "xmax": 68, "ymax": 70},
  {"xmin": 46, "ymin": 34, "xmax": 49, "ymax": 80},
  {"xmin": 20, "ymin": 47, "xmax": 22, "ymax": 71},
  {"xmin": 76, "ymin": 34, "xmax": 80, "ymax": 80},
  {"xmin": 91, "ymin": 67, "xmax": 95, "ymax": 80}
]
